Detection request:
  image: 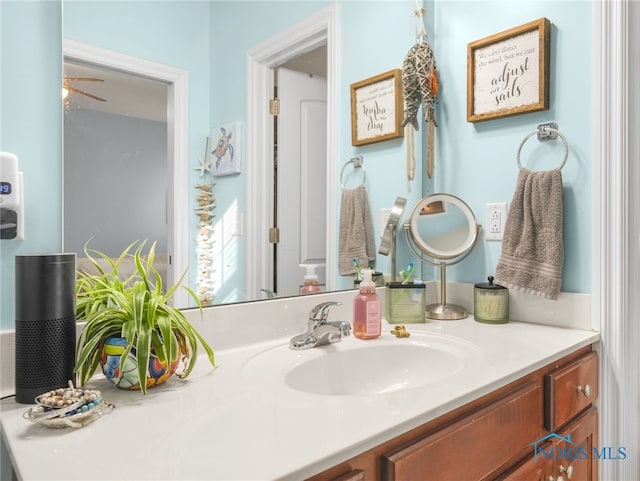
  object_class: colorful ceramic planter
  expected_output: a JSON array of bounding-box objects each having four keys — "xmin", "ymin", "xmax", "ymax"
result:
[{"xmin": 100, "ymin": 337, "xmax": 180, "ymax": 390}]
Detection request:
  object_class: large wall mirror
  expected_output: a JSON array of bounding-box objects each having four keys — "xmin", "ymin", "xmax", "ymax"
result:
[{"xmin": 61, "ymin": 1, "xmax": 425, "ymax": 309}]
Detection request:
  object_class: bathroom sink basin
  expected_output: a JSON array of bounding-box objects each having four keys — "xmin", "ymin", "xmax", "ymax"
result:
[{"xmin": 242, "ymin": 332, "xmax": 482, "ymax": 396}]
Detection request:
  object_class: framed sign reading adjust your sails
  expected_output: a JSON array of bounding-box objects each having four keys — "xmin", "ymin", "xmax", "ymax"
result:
[{"xmin": 467, "ymin": 18, "xmax": 550, "ymax": 122}]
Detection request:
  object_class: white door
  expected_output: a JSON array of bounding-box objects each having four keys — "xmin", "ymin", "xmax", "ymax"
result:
[{"xmin": 276, "ymin": 67, "xmax": 327, "ymax": 296}]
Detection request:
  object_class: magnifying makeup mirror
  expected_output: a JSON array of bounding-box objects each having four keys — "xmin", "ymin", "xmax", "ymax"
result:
[
  {"xmin": 378, "ymin": 196, "xmax": 407, "ymax": 282},
  {"xmin": 404, "ymin": 193, "xmax": 481, "ymax": 320}
]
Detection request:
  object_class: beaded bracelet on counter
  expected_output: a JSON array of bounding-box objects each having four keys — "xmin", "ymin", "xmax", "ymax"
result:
[{"xmin": 23, "ymin": 381, "xmax": 115, "ymax": 429}]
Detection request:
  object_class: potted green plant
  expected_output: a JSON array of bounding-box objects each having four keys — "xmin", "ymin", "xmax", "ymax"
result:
[{"xmin": 74, "ymin": 240, "xmax": 216, "ymax": 394}]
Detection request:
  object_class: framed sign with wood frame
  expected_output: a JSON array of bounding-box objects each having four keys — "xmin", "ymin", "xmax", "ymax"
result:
[
  {"xmin": 350, "ymin": 69, "xmax": 403, "ymax": 146},
  {"xmin": 467, "ymin": 17, "xmax": 550, "ymax": 123}
]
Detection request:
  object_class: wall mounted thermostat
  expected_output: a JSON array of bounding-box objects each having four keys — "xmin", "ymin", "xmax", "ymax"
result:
[{"xmin": 0, "ymin": 152, "xmax": 24, "ymax": 240}]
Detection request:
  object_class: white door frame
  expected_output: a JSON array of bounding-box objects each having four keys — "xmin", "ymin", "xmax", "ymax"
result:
[
  {"xmin": 62, "ymin": 39, "xmax": 190, "ymax": 306},
  {"xmin": 593, "ymin": 1, "xmax": 639, "ymax": 480},
  {"xmin": 245, "ymin": 5, "xmax": 338, "ymax": 300}
]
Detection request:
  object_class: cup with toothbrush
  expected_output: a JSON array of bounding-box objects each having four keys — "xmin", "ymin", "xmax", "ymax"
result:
[
  {"xmin": 353, "ymin": 259, "xmax": 384, "ymax": 287},
  {"xmin": 385, "ymin": 261, "xmax": 426, "ymax": 323},
  {"xmin": 353, "ymin": 258, "xmax": 362, "ymax": 281},
  {"xmin": 399, "ymin": 261, "xmax": 415, "ymax": 284}
]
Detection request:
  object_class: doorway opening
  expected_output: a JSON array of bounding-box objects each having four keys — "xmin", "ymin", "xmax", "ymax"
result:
[{"xmin": 62, "ymin": 39, "xmax": 190, "ymax": 306}]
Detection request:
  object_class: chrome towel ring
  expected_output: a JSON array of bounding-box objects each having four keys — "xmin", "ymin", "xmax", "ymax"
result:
[
  {"xmin": 516, "ymin": 123, "xmax": 569, "ymax": 171},
  {"xmin": 340, "ymin": 156, "xmax": 367, "ymax": 189}
]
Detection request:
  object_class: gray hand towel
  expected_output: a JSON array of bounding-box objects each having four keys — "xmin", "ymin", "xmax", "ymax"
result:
[
  {"xmin": 339, "ymin": 186, "xmax": 376, "ymax": 275},
  {"xmin": 494, "ymin": 168, "xmax": 564, "ymax": 300}
]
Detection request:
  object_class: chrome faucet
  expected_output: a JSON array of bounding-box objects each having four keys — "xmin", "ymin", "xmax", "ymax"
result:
[{"xmin": 289, "ymin": 301, "xmax": 351, "ymax": 350}]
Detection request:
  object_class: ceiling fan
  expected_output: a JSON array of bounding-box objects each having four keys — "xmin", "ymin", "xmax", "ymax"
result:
[{"xmin": 63, "ymin": 77, "xmax": 106, "ymax": 102}]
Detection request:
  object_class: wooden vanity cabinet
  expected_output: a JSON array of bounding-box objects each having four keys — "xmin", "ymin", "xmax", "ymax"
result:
[
  {"xmin": 381, "ymin": 382, "xmax": 543, "ymax": 480},
  {"xmin": 544, "ymin": 351, "xmax": 598, "ymax": 431},
  {"xmin": 499, "ymin": 407, "xmax": 598, "ymax": 481},
  {"xmin": 307, "ymin": 345, "xmax": 598, "ymax": 481}
]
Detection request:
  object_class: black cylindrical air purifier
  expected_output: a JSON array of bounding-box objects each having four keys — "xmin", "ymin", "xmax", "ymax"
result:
[{"xmin": 15, "ymin": 253, "xmax": 76, "ymax": 404}]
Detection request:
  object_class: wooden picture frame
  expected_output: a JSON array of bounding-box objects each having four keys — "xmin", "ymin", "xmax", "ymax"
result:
[
  {"xmin": 467, "ymin": 18, "xmax": 550, "ymax": 123},
  {"xmin": 350, "ymin": 69, "xmax": 403, "ymax": 146}
]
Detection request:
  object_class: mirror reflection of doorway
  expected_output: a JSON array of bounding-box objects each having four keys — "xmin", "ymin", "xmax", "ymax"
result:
[
  {"xmin": 246, "ymin": 6, "xmax": 336, "ymax": 301},
  {"xmin": 271, "ymin": 47, "xmax": 327, "ymax": 297},
  {"xmin": 63, "ymin": 60, "xmax": 170, "ymax": 286}
]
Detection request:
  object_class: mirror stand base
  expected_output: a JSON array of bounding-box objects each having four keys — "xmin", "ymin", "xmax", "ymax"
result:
[{"xmin": 425, "ymin": 303, "xmax": 467, "ymax": 320}]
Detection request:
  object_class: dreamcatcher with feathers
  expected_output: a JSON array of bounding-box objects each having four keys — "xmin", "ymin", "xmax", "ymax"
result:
[{"xmin": 401, "ymin": 3, "xmax": 439, "ymax": 180}]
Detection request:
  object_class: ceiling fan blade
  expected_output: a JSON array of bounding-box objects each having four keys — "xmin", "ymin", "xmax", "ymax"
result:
[{"xmin": 66, "ymin": 85, "xmax": 107, "ymax": 102}]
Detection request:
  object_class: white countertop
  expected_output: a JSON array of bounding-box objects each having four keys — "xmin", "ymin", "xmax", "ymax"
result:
[{"xmin": 1, "ymin": 317, "xmax": 599, "ymax": 481}]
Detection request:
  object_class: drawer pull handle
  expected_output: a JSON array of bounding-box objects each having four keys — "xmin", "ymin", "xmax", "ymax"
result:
[
  {"xmin": 559, "ymin": 464, "xmax": 575, "ymax": 479},
  {"xmin": 577, "ymin": 384, "xmax": 592, "ymax": 397}
]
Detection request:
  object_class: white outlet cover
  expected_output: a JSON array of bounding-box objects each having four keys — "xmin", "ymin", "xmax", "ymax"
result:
[
  {"xmin": 380, "ymin": 208, "xmax": 392, "ymax": 231},
  {"xmin": 485, "ymin": 202, "xmax": 508, "ymax": 241}
]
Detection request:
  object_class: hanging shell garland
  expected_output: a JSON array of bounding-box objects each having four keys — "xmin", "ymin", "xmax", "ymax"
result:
[{"xmin": 193, "ymin": 136, "xmax": 217, "ymax": 306}]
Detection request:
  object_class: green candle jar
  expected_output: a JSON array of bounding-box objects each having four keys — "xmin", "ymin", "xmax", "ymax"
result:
[{"xmin": 474, "ymin": 276, "xmax": 509, "ymax": 324}]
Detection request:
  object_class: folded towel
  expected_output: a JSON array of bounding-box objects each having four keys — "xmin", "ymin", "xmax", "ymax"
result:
[
  {"xmin": 494, "ymin": 168, "xmax": 564, "ymax": 300},
  {"xmin": 339, "ymin": 186, "xmax": 376, "ymax": 275}
]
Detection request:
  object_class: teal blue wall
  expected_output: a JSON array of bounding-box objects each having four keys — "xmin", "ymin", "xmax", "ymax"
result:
[
  {"xmin": 334, "ymin": 0, "xmax": 434, "ymax": 289},
  {"xmin": 63, "ymin": 0, "xmax": 213, "ymax": 299},
  {"xmin": 0, "ymin": 0, "xmax": 592, "ymax": 331},
  {"xmin": 208, "ymin": 1, "xmax": 332, "ymax": 303},
  {"xmin": 208, "ymin": 1, "xmax": 428, "ymax": 297},
  {"xmin": 1, "ymin": 2, "xmax": 62, "ymax": 479},
  {"xmin": 0, "ymin": 1, "xmax": 63, "ymax": 326},
  {"xmin": 432, "ymin": 1, "xmax": 592, "ymax": 290}
]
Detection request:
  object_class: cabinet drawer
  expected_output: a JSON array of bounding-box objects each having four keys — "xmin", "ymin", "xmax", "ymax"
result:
[
  {"xmin": 381, "ymin": 382, "xmax": 542, "ymax": 481},
  {"xmin": 544, "ymin": 351, "xmax": 598, "ymax": 431},
  {"xmin": 499, "ymin": 408, "xmax": 598, "ymax": 481}
]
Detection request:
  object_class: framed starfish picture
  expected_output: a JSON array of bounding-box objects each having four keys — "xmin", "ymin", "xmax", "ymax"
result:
[{"xmin": 212, "ymin": 121, "xmax": 242, "ymax": 176}]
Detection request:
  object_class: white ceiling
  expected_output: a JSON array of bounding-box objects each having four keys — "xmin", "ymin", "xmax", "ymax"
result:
[
  {"xmin": 63, "ymin": 60, "xmax": 168, "ymax": 122},
  {"xmin": 281, "ymin": 45, "xmax": 327, "ymax": 77}
]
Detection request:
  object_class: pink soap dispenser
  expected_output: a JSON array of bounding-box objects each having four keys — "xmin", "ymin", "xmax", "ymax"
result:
[
  {"xmin": 353, "ymin": 269, "xmax": 381, "ymax": 339},
  {"xmin": 300, "ymin": 264, "xmax": 321, "ymax": 294}
]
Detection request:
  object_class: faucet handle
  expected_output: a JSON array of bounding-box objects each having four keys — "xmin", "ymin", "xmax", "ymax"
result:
[{"xmin": 310, "ymin": 301, "xmax": 341, "ymax": 323}]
